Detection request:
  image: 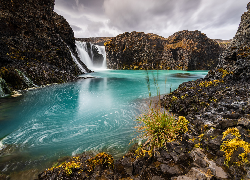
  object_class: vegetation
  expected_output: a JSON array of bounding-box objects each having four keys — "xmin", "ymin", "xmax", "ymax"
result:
[
  {"xmin": 220, "ymin": 127, "xmax": 250, "ymax": 166},
  {"xmin": 45, "ymin": 152, "xmax": 114, "ymax": 176},
  {"xmin": 86, "ymin": 152, "xmax": 114, "ymax": 172},
  {"xmin": 135, "ymin": 105, "xmax": 189, "ymax": 154}
]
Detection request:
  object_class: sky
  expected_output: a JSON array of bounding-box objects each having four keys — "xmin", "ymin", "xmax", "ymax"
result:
[{"xmin": 54, "ymin": 0, "xmax": 250, "ymax": 40}]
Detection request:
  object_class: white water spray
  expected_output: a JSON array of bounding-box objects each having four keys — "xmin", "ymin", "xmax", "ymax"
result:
[
  {"xmin": 96, "ymin": 45, "xmax": 107, "ymax": 69},
  {"xmin": 75, "ymin": 41, "xmax": 106, "ymax": 71},
  {"xmin": 68, "ymin": 48, "xmax": 87, "ymax": 74},
  {"xmin": 0, "ymin": 140, "xmax": 5, "ymax": 151}
]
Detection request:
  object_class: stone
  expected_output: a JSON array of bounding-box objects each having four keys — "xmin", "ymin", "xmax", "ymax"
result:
[
  {"xmin": 160, "ymin": 164, "xmax": 181, "ymax": 175},
  {"xmin": 105, "ymin": 30, "xmax": 222, "ymax": 70}
]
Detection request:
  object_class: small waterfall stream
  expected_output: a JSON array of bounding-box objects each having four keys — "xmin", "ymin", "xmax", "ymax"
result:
[{"xmin": 75, "ymin": 41, "xmax": 106, "ymax": 71}]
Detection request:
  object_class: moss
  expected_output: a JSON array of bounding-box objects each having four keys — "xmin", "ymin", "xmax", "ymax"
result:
[
  {"xmin": 217, "ymin": 68, "xmax": 231, "ymax": 78},
  {"xmin": 48, "ymin": 156, "xmax": 83, "ymax": 176},
  {"xmin": 86, "ymin": 152, "xmax": 114, "ymax": 172},
  {"xmin": 198, "ymin": 79, "xmax": 223, "ymax": 88}
]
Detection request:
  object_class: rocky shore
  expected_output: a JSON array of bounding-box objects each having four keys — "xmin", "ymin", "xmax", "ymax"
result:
[
  {"xmin": 104, "ymin": 30, "xmax": 225, "ymax": 71},
  {"xmin": 161, "ymin": 2, "xmax": 250, "ymax": 179},
  {"xmin": 0, "ymin": 0, "xmax": 89, "ymax": 96}
]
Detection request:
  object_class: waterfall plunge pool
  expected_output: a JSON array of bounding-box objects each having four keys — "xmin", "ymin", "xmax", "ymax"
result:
[{"xmin": 0, "ymin": 69, "xmax": 208, "ymax": 178}]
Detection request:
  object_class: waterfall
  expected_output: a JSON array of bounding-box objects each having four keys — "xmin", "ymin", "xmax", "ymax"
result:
[
  {"xmin": 15, "ymin": 69, "xmax": 38, "ymax": 88},
  {"xmin": 75, "ymin": 41, "xmax": 94, "ymax": 70},
  {"xmin": 68, "ymin": 47, "xmax": 87, "ymax": 73},
  {"xmin": 57, "ymin": 35, "xmax": 87, "ymax": 74},
  {"xmin": 75, "ymin": 41, "xmax": 106, "ymax": 70},
  {"xmin": 96, "ymin": 45, "xmax": 107, "ymax": 69}
]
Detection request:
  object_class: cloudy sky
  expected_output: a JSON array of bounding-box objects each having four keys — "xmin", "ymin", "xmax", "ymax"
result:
[{"xmin": 54, "ymin": 0, "xmax": 249, "ymax": 40}]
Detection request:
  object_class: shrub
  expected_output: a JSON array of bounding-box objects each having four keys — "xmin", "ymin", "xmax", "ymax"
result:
[
  {"xmin": 135, "ymin": 106, "xmax": 189, "ymax": 153},
  {"xmin": 86, "ymin": 152, "xmax": 114, "ymax": 172},
  {"xmin": 220, "ymin": 127, "xmax": 250, "ymax": 166}
]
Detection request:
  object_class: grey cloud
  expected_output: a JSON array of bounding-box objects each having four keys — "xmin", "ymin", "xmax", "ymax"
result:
[
  {"xmin": 103, "ymin": 0, "xmax": 203, "ymax": 35},
  {"xmin": 55, "ymin": 0, "xmax": 250, "ymax": 39},
  {"xmin": 87, "ymin": 21, "xmax": 105, "ymax": 32}
]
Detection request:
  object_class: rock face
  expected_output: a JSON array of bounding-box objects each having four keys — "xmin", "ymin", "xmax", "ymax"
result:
[
  {"xmin": 0, "ymin": 0, "xmax": 89, "ymax": 91},
  {"xmin": 163, "ymin": 30, "xmax": 222, "ymax": 70},
  {"xmin": 105, "ymin": 30, "xmax": 222, "ymax": 70},
  {"xmin": 105, "ymin": 31, "xmax": 167, "ymax": 70},
  {"xmin": 161, "ymin": 3, "xmax": 250, "ymax": 179}
]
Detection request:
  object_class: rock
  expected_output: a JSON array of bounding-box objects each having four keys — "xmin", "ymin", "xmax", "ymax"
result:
[
  {"xmin": 105, "ymin": 30, "xmax": 222, "ymax": 70},
  {"xmin": 208, "ymin": 159, "xmax": 228, "ymax": 179},
  {"xmin": 152, "ymin": 176, "xmax": 165, "ymax": 180},
  {"xmin": 0, "ymin": 0, "xmax": 89, "ymax": 91},
  {"xmin": 238, "ymin": 117, "xmax": 250, "ymax": 129},
  {"xmin": 0, "ymin": 77, "xmax": 11, "ymax": 97},
  {"xmin": 161, "ymin": 3, "xmax": 250, "ymax": 179},
  {"xmin": 160, "ymin": 164, "xmax": 181, "ymax": 175},
  {"xmin": 173, "ymin": 167, "xmax": 214, "ymax": 180}
]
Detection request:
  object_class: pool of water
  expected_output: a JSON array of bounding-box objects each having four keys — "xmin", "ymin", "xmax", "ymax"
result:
[{"xmin": 0, "ymin": 70, "xmax": 208, "ymax": 178}]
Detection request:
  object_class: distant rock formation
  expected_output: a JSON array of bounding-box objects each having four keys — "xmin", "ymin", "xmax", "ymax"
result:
[
  {"xmin": 163, "ymin": 30, "xmax": 222, "ymax": 70},
  {"xmin": 105, "ymin": 31, "xmax": 167, "ymax": 70},
  {"xmin": 0, "ymin": 0, "xmax": 89, "ymax": 92},
  {"xmin": 105, "ymin": 30, "xmax": 223, "ymax": 70},
  {"xmin": 76, "ymin": 37, "xmax": 112, "ymax": 46}
]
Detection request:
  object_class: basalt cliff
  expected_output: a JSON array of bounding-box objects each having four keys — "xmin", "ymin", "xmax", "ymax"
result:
[
  {"xmin": 0, "ymin": 0, "xmax": 89, "ymax": 95},
  {"xmin": 105, "ymin": 30, "xmax": 224, "ymax": 70}
]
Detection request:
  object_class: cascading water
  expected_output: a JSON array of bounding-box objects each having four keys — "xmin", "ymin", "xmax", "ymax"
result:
[
  {"xmin": 97, "ymin": 45, "xmax": 107, "ymax": 69},
  {"xmin": 75, "ymin": 41, "xmax": 106, "ymax": 70},
  {"xmin": 68, "ymin": 46, "xmax": 87, "ymax": 74}
]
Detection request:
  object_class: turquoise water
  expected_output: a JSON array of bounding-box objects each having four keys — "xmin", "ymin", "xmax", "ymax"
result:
[{"xmin": 0, "ymin": 70, "xmax": 207, "ymax": 176}]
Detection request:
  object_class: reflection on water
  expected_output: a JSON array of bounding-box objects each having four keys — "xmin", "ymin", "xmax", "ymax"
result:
[{"xmin": 0, "ymin": 70, "xmax": 208, "ymax": 179}]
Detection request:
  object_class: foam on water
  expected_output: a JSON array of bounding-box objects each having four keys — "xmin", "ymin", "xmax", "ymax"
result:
[{"xmin": 0, "ymin": 141, "xmax": 5, "ymax": 151}]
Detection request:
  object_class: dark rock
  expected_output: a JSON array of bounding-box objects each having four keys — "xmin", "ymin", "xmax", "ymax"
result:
[
  {"xmin": 161, "ymin": 3, "xmax": 250, "ymax": 179},
  {"xmin": 105, "ymin": 30, "xmax": 222, "ymax": 70},
  {"xmin": 238, "ymin": 117, "xmax": 250, "ymax": 129},
  {"xmin": 152, "ymin": 176, "xmax": 165, "ymax": 180},
  {"xmin": 160, "ymin": 164, "xmax": 181, "ymax": 175},
  {"xmin": 0, "ymin": 0, "xmax": 89, "ymax": 91},
  {"xmin": 229, "ymin": 147, "xmax": 245, "ymax": 166}
]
